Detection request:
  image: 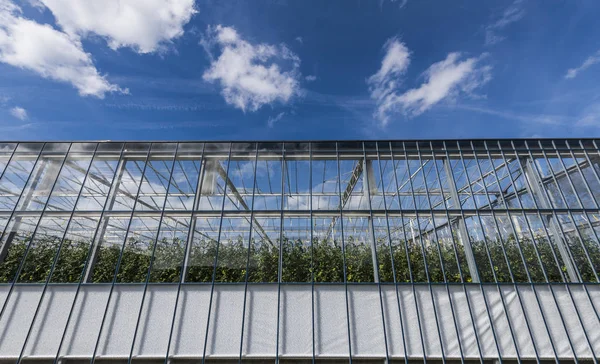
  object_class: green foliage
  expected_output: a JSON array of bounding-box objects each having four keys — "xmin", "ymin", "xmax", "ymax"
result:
[{"xmin": 1, "ymin": 232, "xmax": 599, "ymax": 284}]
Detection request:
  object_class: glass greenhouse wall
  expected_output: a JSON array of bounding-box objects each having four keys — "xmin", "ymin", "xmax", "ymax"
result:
[{"xmin": 0, "ymin": 140, "xmax": 599, "ymax": 363}]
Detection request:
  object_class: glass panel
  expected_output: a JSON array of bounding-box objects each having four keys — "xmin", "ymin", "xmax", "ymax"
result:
[
  {"xmin": 248, "ymin": 216, "xmax": 280, "ymax": 282},
  {"xmin": 90, "ymin": 216, "xmax": 131, "ymax": 283},
  {"xmin": 253, "ymin": 147, "xmax": 283, "ymax": 211},
  {"xmin": 136, "ymin": 155, "xmax": 175, "ymax": 211},
  {"xmin": 166, "ymin": 157, "xmax": 201, "ymax": 210},
  {"xmin": 0, "ymin": 154, "xmax": 38, "ymax": 211},
  {"xmin": 15, "ymin": 147, "xmax": 68, "ymax": 211},
  {"xmin": 343, "ymin": 216, "xmax": 374, "ymax": 282},
  {"xmin": 284, "ymin": 155, "xmax": 310, "ymax": 210},
  {"xmin": 18, "ymin": 216, "xmax": 70, "ymax": 283},
  {"xmin": 312, "ymin": 216, "xmax": 343, "ymax": 282},
  {"xmin": 186, "ymin": 217, "xmax": 220, "ymax": 282},
  {"xmin": 311, "ymin": 159, "xmax": 339, "ymax": 210},
  {"xmin": 110, "ymin": 158, "xmax": 148, "ymax": 211},
  {"xmin": 75, "ymin": 155, "xmax": 120, "ymax": 211},
  {"xmin": 0, "ymin": 215, "xmax": 42, "ymax": 283},
  {"xmin": 149, "ymin": 215, "xmax": 190, "ymax": 283},
  {"xmin": 215, "ymin": 217, "xmax": 251, "ymax": 282},
  {"xmin": 281, "ymin": 216, "xmax": 311, "ymax": 282},
  {"xmin": 51, "ymin": 215, "xmax": 100, "ymax": 283},
  {"xmin": 117, "ymin": 216, "xmax": 161, "ymax": 283},
  {"xmin": 46, "ymin": 150, "xmax": 94, "ymax": 211}
]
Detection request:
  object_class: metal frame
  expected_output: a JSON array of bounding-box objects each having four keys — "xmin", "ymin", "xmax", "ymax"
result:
[{"xmin": 0, "ymin": 139, "xmax": 600, "ymax": 363}]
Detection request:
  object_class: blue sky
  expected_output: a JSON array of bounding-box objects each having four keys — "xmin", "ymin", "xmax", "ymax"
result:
[{"xmin": 1, "ymin": 0, "xmax": 600, "ymax": 141}]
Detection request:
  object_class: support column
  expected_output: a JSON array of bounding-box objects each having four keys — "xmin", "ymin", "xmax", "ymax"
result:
[
  {"xmin": 364, "ymin": 159, "xmax": 379, "ymax": 283},
  {"xmin": 521, "ymin": 157, "xmax": 579, "ymax": 282},
  {"xmin": 444, "ymin": 158, "xmax": 480, "ymax": 283},
  {"xmin": 83, "ymin": 157, "xmax": 127, "ymax": 282}
]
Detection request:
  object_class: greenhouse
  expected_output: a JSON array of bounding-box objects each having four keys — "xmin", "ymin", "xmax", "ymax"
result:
[{"xmin": 0, "ymin": 139, "xmax": 599, "ymax": 363}]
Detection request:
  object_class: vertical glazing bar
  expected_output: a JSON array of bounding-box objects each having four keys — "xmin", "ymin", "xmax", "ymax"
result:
[
  {"xmin": 379, "ymin": 142, "xmax": 409, "ymax": 364},
  {"xmin": 163, "ymin": 144, "xmax": 206, "ymax": 364},
  {"xmin": 443, "ymin": 158, "xmax": 480, "ymax": 283},
  {"xmin": 453, "ymin": 141, "xmax": 521, "ymax": 363},
  {"xmin": 201, "ymin": 143, "xmax": 233, "ymax": 364},
  {"xmin": 17, "ymin": 143, "xmax": 100, "ymax": 364},
  {"xmin": 430, "ymin": 145, "xmax": 484, "ymax": 364},
  {"xmin": 416, "ymin": 143, "xmax": 466, "ymax": 364},
  {"xmin": 89, "ymin": 144, "xmax": 153, "ymax": 364},
  {"xmin": 362, "ymin": 143, "xmax": 390, "ymax": 363},
  {"xmin": 405, "ymin": 142, "xmax": 446, "ymax": 364},
  {"xmin": 127, "ymin": 143, "xmax": 179, "ymax": 364},
  {"xmin": 276, "ymin": 145, "xmax": 285, "ymax": 363},
  {"xmin": 310, "ymin": 143, "xmax": 316, "ymax": 364},
  {"xmin": 238, "ymin": 144, "xmax": 259, "ymax": 363},
  {"xmin": 52, "ymin": 143, "xmax": 126, "ymax": 364},
  {"xmin": 335, "ymin": 142, "xmax": 353, "ymax": 363},
  {"xmin": 181, "ymin": 146, "xmax": 206, "ymax": 282}
]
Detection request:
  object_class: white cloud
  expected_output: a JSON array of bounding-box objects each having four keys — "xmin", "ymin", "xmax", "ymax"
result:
[
  {"xmin": 10, "ymin": 106, "xmax": 27, "ymax": 120},
  {"xmin": 0, "ymin": 1, "xmax": 126, "ymax": 97},
  {"xmin": 202, "ymin": 25, "xmax": 301, "ymax": 112},
  {"xmin": 485, "ymin": 0, "xmax": 525, "ymax": 46},
  {"xmin": 295, "ymin": 36, "xmax": 303, "ymax": 44},
  {"xmin": 267, "ymin": 111, "xmax": 285, "ymax": 128},
  {"xmin": 368, "ymin": 43, "xmax": 491, "ymax": 124},
  {"xmin": 367, "ymin": 37, "xmax": 410, "ymax": 125},
  {"xmin": 36, "ymin": 0, "xmax": 196, "ymax": 53},
  {"xmin": 395, "ymin": 53, "xmax": 491, "ymax": 117},
  {"xmin": 305, "ymin": 75, "xmax": 317, "ymax": 82},
  {"xmin": 565, "ymin": 50, "xmax": 600, "ymax": 79}
]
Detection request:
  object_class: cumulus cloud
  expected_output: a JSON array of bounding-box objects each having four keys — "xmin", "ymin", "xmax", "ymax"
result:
[
  {"xmin": 485, "ymin": 0, "xmax": 525, "ymax": 46},
  {"xmin": 368, "ymin": 40, "xmax": 491, "ymax": 124},
  {"xmin": 10, "ymin": 106, "xmax": 27, "ymax": 120},
  {"xmin": 0, "ymin": 1, "xmax": 126, "ymax": 97},
  {"xmin": 36, "ymin": 0, "xmax": 196, "ymax": 53},
  {"xmin": 202, "ymin": 25, "xmax": 301, "ymax": 112},
  {"xmin": 565, "ymin": 50, "xmax": 600, "ymax": 79}
]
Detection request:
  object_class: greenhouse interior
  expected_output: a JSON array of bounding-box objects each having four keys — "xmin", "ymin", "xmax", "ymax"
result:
[{"xmin": 0, "ymin": 139, "xmax": 599, "ymax": 363}]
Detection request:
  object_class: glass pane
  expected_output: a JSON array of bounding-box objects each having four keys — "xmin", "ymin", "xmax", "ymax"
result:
[
  {"xmin": 110, "ymin": 158, "xmax": 147, "ymax": 211},
  {"xmin": 51, "ymin": 215, "xmax": 100, "ymax": 283},
  {"xmin": 0, "ymin": 215, "xmax": 41, "ymax": 282},
  {"xmin": 90, "ymin": 216, "xmax": 131, "ymax": 283},
  {"xmin": 215, "ymin": 217, "xmax": 251, "ymax": 282},
  {"xmin": 18, "ymin": 216, "xmax": 70, "ymax": 283},
  {"xmin": 149, "ymin": 215, "xmax": 190, "ymax": 283},
  {"xmin": 75, "ymin": 155, "xmax": 120, "ymax": 211},
  {"xmin": 312, "ymin": 216, "xmax": 343, "ymax": 282},
  {"xmin": 343, "ymin": 216, "xmax": 374, "ymax": 282},
  {"xmin": 282, "ymin": 216, "xmax": 311, "ymax": 282},
  {"xmin": 16, "ymin": 152, "xmax": 68, "ymax": 211},
  {"xmin": 46, "ymin": 151, "xmax": 94, "ymax": 211},
  {"xmin": 0, "ymin": 155, "xmax": 38, "ymax": 211},
  {"xmin": 136, "ymin": 156, "xmax": 175, "ymax": 211},
  {"xmin": 117, "ymin": 216, "xmax": 161, "ymax": 283},
  {"xmin": 248, "ymin": 216, "xmax": 280, "ymax": 282},
  {"xmin": 185, "ymin": 217, "xmax": 220, "ymax": 282}
]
